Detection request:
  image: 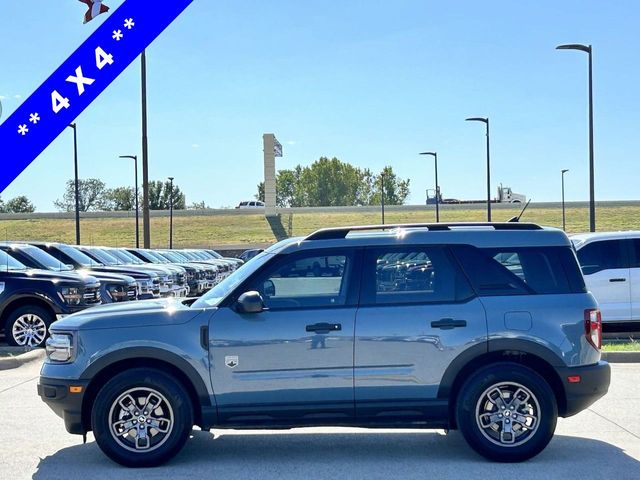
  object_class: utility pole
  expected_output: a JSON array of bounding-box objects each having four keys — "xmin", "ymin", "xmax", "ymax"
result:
[
  {"xmin": 141, "ymin": 50, "xmax": 151, "ymax": 247},
  {"xmin": 168, "ymin": 177, "xmax": 174, "ymax": 249},
  {"xmin": 68, "ymin": 123, "xmax": 80, "ymax": 244}
]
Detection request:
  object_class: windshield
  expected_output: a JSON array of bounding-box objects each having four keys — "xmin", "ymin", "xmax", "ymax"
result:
[
  {"xmin": 84, "ymin": 248, "xmax": 120, "ymax": 266},
  {"xmin": 60, "ymin": 245, "xmax": 103, "ymax": 268},
  {"xmin": 19, "ymin": 245, "xmax": 73, "ymax": 271},
  {"xmin": 192, "ymin": 252, "xmax": 273, "ymax": 308},
  {"xmin": 164, "ymin": 251, "xmax": 188, "ymax": 263},
  {"xmin": 119, "ymin": 249, "xmax": 145, "ymax": 264},
  {"xmin": 0, "ymin": 250, "xmax": 28, "ymax": 271},
  {"xmin": 207, "ymin": 250, "xmax": 223, "ymax": 259},
  {"xmin": 107, "ymin": 249, "xmax": 135, "ymax": 264},
  {"xmin": 146, "ymin": 250, "xmax": 169, "ymax": 263}
]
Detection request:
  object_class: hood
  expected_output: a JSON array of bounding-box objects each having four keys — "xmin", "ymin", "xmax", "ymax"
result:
[
  {"xmin": 90, "ymin": 266, "xmax": 156, "ymax": 279},
  {"xmin": 52, "ymin": 297, "xmax": 204, "ymax": 330},
  {"xmin": 13, "ymin": 269, "xmax": 99, "ymax": 286},
  {"xmin": 78, "ymin": 269, "xmax": 136, "ymax": 285}
]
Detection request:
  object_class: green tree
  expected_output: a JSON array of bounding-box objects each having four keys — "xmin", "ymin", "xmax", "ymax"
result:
[
  {"xmin": 54, "ymin": 179, "xmax": 109, "ymax": 212},
  {"xmin": 369, "ymin": 166, "xmax": 411, "ymax": 206},
  {"xmin": 148, "ymin": 180, "xmax": 186, "ymax": 210},
  {"xmin": 4, "ymin": 196, "xmax": 36, "ymax": 213},
  {"xmin": 104, "ymin": 187, "xmax": 136, "ymax": 211},
  {"xmin": 0, "ymin": 197, "xmax": 5, "ymax": 213},
  {"xmin": 256, "ymin": 158, "xmax": 410, "ymax": 207},
  {"xmin": 189, "ymin": 201, "xmax": 208, "ymax": 209}
]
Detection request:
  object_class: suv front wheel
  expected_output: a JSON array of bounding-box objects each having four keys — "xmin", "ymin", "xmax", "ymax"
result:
[
  {"xmin": 91, "ymin": 368, "xmax": 194, "ymax": 467},
  {"xmin": 456, "ymin": 362, "xmax": 558, "ymax": 462}
]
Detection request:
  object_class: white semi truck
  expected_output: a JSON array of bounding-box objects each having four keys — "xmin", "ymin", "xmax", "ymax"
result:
[{"xmin": 427, "ymin": 184, "xmax": 527, "ymax": 205}]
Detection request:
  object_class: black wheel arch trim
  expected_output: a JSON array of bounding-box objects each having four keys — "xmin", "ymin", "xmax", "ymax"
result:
[
  {"xmin": 0, "ymin": 292, "xmax": 63, "ymax": 321},
  {"xmin": 437, "ymin": 339, "xmax": 567, "ymax": 399},
  {"xmin": 79, "ymin": 346, "xmax": 213, "ymax": 408}
]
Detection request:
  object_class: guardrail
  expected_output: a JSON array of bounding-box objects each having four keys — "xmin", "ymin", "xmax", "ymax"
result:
[{"xmin": 1, "ymin": 200, "xmax": 639, "ymax": 221}]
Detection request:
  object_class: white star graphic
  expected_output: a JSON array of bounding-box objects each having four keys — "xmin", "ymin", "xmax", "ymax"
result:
[
  {"xmin": 124, "ymin": 18, "xmax": 135, "ymax": 29},
  {"xmin": 112, "ymin": 29, "xmax": 124, "ymax": 41},
  {"xmin": 17, "ymin": 124, "xmax": 28, "ymax": 135},
  {"xmin": 29, "ymin": 113, "xmax": 40, "ymax": 124}
]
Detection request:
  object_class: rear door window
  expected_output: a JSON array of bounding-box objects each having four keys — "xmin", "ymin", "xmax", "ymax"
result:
[{"xmin": 361, "ymin": 246, "xmax": 474, "ymax": 305}]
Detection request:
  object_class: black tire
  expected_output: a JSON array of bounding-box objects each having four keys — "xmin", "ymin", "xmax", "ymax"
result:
[
  {"xmin": 455, "ymin": 362, "xmax": 557, "ymax": 462},
  {"xmin": 5, "ymin": 305, "xmax": 53, "ymax": 347},
  {"xmin": 91, "ymin": 368, "xmax": 193, "ymax": 467}
]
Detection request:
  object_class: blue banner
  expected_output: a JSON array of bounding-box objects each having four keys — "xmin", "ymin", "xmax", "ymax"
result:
[{"xmin": 0, "ymin": 0, "xmax": 193, "ymax": 193}]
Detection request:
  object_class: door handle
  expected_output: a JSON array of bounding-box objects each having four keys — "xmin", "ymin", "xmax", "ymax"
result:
[
  {"xmin": 431, "ymin": 318, "xmax": 467, "ymax": 330},
  {"xmin": 609, "ymin": 278, "xmax": 627, "ymax": 283},
  {"xmin": 306, "ymin": 323, "xmax": 342, "ymax": 333}
]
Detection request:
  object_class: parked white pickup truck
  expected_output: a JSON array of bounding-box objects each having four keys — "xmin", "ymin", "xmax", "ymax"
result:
[{"xmin": 572, "ymin": 231, "xmax": 640, "ymax": 323}]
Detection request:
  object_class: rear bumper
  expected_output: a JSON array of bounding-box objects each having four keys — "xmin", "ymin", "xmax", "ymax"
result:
[
  {"xmin": 37, "ymin": 377, "xmax": 88, "ymax": 435},
  {"xmin": 558, "ymin": 361, "xmax": 611, "ymax": 417}
]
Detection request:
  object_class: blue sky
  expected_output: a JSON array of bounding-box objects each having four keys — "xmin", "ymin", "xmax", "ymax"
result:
[{"xmin": 1, "ymin": 0, "xmax": 639, "ymax": 210}]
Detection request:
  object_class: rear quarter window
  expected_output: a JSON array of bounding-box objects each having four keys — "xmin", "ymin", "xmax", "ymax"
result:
[{"xmin": 452, "ymin": 245, "xmax": 585, "ymax": 295}]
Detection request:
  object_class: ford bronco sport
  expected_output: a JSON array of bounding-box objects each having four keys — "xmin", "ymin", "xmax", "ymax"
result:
[{"xmin": 38, "ymin": 223, "xmax": 610, "ymax": 467}]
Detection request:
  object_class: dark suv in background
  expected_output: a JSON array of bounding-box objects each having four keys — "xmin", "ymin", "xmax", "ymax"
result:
[
  {"xmin": 32, "ymin": 242, "xmax": 161, "ymax": 299},
  {"xmin": 0, "ymin": 249, "xmax": 101, "ymax": 347},
  {"xmin": 0, "ymin": 243, "xmax": 137, "ymax": 304}
]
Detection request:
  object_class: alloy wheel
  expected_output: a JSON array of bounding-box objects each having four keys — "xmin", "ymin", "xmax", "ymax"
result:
[
  {"xmin": 108, "ymin": 387, "xmax": 174, "ymax": 453},
  {"xmin": 12, "ymin": 313, "xmax": 47, "ymax": 347},
  {"xmin": 475, "ymin": 381, "xmax": 540, "ymax": 447}
]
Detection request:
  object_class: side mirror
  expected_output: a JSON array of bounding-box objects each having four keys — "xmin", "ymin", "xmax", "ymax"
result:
[
  {"xmin": 263, "ymin": 279, "xmax": 276, "ymax": 297},
  {"xmin": 236, "ymin": 291, "xmax": 265, "ymax": 314}
]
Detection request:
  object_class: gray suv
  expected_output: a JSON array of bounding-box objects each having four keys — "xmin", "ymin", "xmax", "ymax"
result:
[{"xmin": 38, "ymin": 223, "xmax": 610, "ymax": 467}]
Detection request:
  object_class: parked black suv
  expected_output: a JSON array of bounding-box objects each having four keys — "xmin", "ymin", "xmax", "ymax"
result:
[
  {"xmin": 0, "ymin": 243, "xmax": 137, "ymax": 304},
  {"xmin": 0, "ymin": 249, "xmax": 101, "ymax": 347},
  {"xmin": 32, "ymin": 242, "xmax": 160, "ymax": 299}
]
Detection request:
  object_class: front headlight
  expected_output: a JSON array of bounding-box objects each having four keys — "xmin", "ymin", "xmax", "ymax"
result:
[
  {"xmin": 58, "ymin": 287, "xmax": 82, "ymax": 305},
  {"xmin": 45, "ymin": 333, "xmax": 74, "ymax": 363},
  {"xmin": 107, "ymin": 284, "xmax": 127, "ymax": 301}
]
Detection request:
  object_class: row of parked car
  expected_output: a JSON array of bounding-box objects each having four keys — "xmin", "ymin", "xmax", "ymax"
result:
[{"xmin": 0, "ymin": 242, "xmax": 243, "ymax": 347}]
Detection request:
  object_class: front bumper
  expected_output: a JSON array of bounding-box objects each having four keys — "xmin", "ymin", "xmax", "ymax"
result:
[
  {"xmin": 558, "ymin": 361, "xmax": 611, "ymax": 417},
  {"xmin": 37, "ymin": 377, "xmax": 89, "ymax": 435}
]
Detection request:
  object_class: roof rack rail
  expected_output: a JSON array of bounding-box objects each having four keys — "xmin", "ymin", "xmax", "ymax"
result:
[{"xmin": 305, "ymin": 222, "xmax": 542, "ymax": 241}]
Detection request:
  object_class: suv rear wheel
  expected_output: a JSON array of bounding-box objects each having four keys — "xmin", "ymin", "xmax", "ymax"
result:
[
  {"xmin": 91, "ymin": 368, "xmax": 193, "ymax": 467},
  {"xmin": 455, "ymin": 362, "xmax": 558, "ymax": 462},
  {"xmin": 5, "ymin": 305, "xmax": 52, "ymax": 347}
]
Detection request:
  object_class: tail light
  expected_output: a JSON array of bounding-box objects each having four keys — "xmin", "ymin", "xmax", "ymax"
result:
[{"xmin": 584, "ymin": 309, "xmax": 602, "ymax": 350}]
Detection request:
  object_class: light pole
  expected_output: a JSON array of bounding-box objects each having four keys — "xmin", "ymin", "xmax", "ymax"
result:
[
  {"xmin": 141, "ymin": 50, "xmax": 151, "ymax": 247},
  {"xmin": 168, "ymin": 177, "xmax": 174, "ymax": 249},
  {"xmin": 119, "ymin": 155, "xmax": 139, "ymax": 248},
  {"xmin": 466, "ymin": 117, "xmax": 491, "ymax": 222},
  {"xmin": 420, "ymin": 152, "xmax": 440, "ymax": 222},
  {"xmin": 556, "ymin": 43, "xmax": 595, "ymax": 232},
  {"xmin": 561, "ymin": 169, "xmax": 569, "ymax": 231},
  {"xmin": 380, "ymin": 173, "xmax": 385, "ymax": 225},
  {"xmin": 68, "ymin": 123, "xmax": 80, "ymax": 245}
]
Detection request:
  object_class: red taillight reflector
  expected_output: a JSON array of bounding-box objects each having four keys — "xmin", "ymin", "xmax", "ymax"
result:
[
  {"xmin": 567, "ymin": 375, "xmax": 581, "ymax": 383},
  {"xmin": 584, "ymin": 308, "xmax": 602, "ymax": 350}
]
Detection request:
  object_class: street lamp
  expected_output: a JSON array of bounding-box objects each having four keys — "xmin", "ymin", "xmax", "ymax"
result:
[
  {"xmin": 420, "ymin": 152, "xmax": 440, "ymax": 222},
  {"xmin": 68, "ymin": 123, "xmax": 80, "ymax": 245},
  {"xmin": 561, "ymin": 169, "xmax": 569, "ymax": 231},
  {"xmin": 556, "ymin": 43, "xmax": 595, "ymax": 232},
  {"xmin": 465, "ymin": 117, "xmax": 491, "ymax": 222},
  {"xmin": 168, "ymin": 177, "xmax": 174, "ymax": 249},
  {"xmin": 119, "ymin": 155, "xmax": 139, "ymax": 248}
]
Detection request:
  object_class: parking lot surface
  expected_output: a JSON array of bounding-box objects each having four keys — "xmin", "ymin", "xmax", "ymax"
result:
[{"xmin": 0, "ymin": 362, "xmax": 638, "ymax": 480}]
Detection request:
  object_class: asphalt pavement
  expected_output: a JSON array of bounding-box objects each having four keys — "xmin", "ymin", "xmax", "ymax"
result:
[{"xmin": 0, "ymin": 361, "xmax": 638, "ymax": 480}]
